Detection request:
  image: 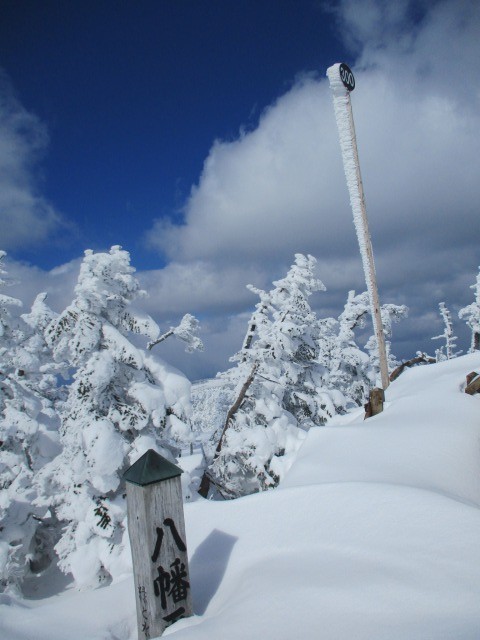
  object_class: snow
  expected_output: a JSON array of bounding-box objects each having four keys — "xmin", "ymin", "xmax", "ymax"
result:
[
  {"xmin": 2, "ymin": 353, "xmax": 480, "ymax": 639},
  {"xmin": 145, "ymin": 354, "xmax": 192, "ymax": 418},
  {"xmin": 283, "ymin": 353, "xmax": 480, "ymax": 507}
]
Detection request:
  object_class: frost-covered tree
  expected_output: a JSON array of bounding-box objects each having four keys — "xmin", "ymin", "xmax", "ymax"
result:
[
  {"xmin": 459, "ymin": 267, "xmax": 480, "ymax": 353},
  {"xmin": 0, "ymin": 255, "xmax": 62, "ymax": 594},
  {"xmin": 191, "ymin": 379, "xmax": 235, "ymax": 459},
  {"xmin": 326, "ymin": 290, "xmax": 371, "ymax": 406},
  {"xmin": 432, "ymin": 302, "xmax": 462, "ymax": 361},
  {"xmin": 264, "ymin": 254, "xmax": 343, "ymax": 428},
  {"xmin": 365, "ymin": 302, "xmax": 408, "ymax": 380},
  {"xmin": 200, "ymin": 255, "xmax": 342, "ymax": 499},
  {"xmin": 325, "ymin": 290, "xmax": 407, "ymax": 396},
  {"xmin": 199, "ymin": 291, "xmax": 293, "ymax": 497},
  {"xmin": 20, "ymin": 292, "xmax": 68, "ymax": 405},
  {"xmin": 36, "ymin": 246, "xmax": 194, "ymax": 588}
]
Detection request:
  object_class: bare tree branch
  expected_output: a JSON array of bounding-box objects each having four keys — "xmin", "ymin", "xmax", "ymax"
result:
[{"xmin": 389, "ymin": 353, "xmax": 435, "ymax": 382}]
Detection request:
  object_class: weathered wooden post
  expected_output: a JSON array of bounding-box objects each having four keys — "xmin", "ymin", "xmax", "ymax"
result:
[
  {"xmin": 124, "ymin": 449, "xmax": 193, "ymax": 639},
  {"xmin": 327, "ymin": 62, "xmax": 390, "ymax": 393},
  {"xmin": 465, "ymin": 371, "xmax": 480, "ymax": 395},
  {"xmin": 364, "ymin": 387, "xmax": 385, "ymax": 419}
]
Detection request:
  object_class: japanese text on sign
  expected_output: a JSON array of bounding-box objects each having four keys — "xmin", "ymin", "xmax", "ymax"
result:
[{"xmin": 151, "ymin": 518, "xmax": 190, "ymax": 624}]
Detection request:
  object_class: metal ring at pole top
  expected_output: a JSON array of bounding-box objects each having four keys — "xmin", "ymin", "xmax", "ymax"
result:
[{"xmin": 339, "ymin": 63, "xmax": 355, "ymax": 91}]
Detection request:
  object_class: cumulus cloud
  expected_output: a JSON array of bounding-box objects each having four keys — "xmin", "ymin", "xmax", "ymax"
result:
[
  {"xmin": 3, "ymin": 2, "xmax": 478, "ymax": 380},
  {"xmin": 137, "ymin": 261, "xmax": 272, "ymax": 318},
  {"xmin": 4, "ymin": 254, "xmax": 81, "ymax": 315},
  {"xmin": 143, "ymin": 0, "xmax": 480, "ymax": 376},
  {"xmin": 0, "ymin": 71, "xmax": 64, "ymax": 250},
  {"xmin": 147, "ymin": 77, "xmax": 348, "ymax": 263}
]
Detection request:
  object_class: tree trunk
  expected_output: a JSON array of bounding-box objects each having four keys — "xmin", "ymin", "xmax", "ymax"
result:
[
  {"xmin": 147, "ymin": 329, "xmax": 174, "ymax": 351},
  {"xmin": 474, "ymin": 332, "xmax": 480, "ymax": 352},
  {"xmin": 198, "ymin": 362, "xmax": 259, "ymax": 498}
]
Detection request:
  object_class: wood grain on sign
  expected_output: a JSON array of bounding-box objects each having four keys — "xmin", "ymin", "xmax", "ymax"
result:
[{"xmin": 125, "ymin": 451, "xmax": 192, "ymax": 639}]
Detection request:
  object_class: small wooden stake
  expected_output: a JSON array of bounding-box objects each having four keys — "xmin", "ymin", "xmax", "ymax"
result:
[
  {"xmin": 327, "ymin": 63, "xmax": 390, "ymax": 391},
  {"xmin": 465, "ymin": 372, "xmax": 480, "ymax": 395},
  {"xmin": 364, "ymin": 387, "xmax": 385, "ymax": 419},
  {"xmin": 124, "ymin": 450, "xmax": 193, "ymax": 639}
]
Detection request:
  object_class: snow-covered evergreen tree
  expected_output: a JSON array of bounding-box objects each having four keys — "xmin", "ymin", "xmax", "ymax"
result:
[
  {"xmin": 459, "ymin": 267, "xmax": 480, "ymax": 353},
  {"xmin": 326, "ymin": 290, "xmax": 371, "ymax": 406},
  {"xmin": 203, "ymin": 255, "xmax": 342, "ymax": 498},
  {"xmin": 191, "ymin": 379, "xmax": 235, "ymax": 459},
  {"xmin": 265, "ymin": 254, "xmax": 347, "ymax": 426},
  {"xmin": 0, "ymin": 256, "xmax": 62, "ymax": 594},
  {"xmin": 365, "ymin": 302, "xmax": 408, "ymax": 381},
  {"xmin": 324, "ymin": 290, "xmax": 407, "ymax": 397},
  {"xmin": 36, "ymin": 246, "xmax": 193, "ymax": 588},
  {"xmin": 206, "ymin": 291, "xmax": 297, "ymax": 497},
  {"xmin": 432, "ymin": 302, "xmax": 461, "ymax": 361}
]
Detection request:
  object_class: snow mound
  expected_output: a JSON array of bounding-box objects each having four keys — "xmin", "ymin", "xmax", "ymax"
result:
[
  {"xmin": 2, "ymin": 354, "xmax": 480, "ymax": 640},
  {"xmin": 282, "ymin": 352, "xmax": 480, "ymax": 507}
]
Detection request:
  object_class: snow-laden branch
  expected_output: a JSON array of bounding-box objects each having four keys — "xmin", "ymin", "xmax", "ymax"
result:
[{"xmin": 147, "ymin": 313, "xmax": 204, "ymax": 353}]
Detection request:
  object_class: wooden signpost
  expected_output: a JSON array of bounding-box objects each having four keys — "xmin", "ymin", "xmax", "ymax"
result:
[{"xmin": 124, "ymin": 449, "xmax": 193, "ymax": 639}]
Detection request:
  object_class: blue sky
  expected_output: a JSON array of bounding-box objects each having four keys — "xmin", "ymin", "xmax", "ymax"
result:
[
  {"xmin": 0, "ymin": 0, "xmax": 345, "ymax": 270},
  {"xmin": 1, "ymin": 1, "xmax": 480, "ymax": 379}
]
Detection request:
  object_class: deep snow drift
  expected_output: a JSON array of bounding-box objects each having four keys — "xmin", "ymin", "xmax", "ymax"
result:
[{"xmin": 2, "ymin": 353, "xmax": 480, "ymax": 640}]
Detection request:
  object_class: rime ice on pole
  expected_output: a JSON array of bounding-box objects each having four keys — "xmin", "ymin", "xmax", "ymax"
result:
[{"xmin": 326, "ymin": 63, "xmax": 390, "ymax": 389}]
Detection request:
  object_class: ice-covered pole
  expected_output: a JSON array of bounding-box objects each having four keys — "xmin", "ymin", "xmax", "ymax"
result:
[{"xmin": 327, "ymin": 62, "xmax": 389, "ymax": 390}]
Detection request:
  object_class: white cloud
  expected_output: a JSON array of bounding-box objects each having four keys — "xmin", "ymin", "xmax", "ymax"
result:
[
  {"xmin": 143, "ymin": 0, "xmax": 480, "ymax": 375},
  {"xmin": 147, "ymin": 76, "xmax": 349, "ymax": 264},
  {"xmin": 0, "ymin": 72, "xmax": 64, "ymax": 250},
  {"xmin": 4, "ymin": 254, "xmax": 81, "ymax": 315},
  {"xmin": 4, "ymin": 2, "xmax": 479, "ymax": 380},
  {"xmin": 138, "ymin": 261, "xmax": 271, "ymax": 318},
  {"xmin": 150, "ymin": 312, "xmax": 250, "ymax": 381}
]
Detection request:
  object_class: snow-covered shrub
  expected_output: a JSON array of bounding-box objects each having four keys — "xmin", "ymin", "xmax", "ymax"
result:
[
  {"xmin": 210, "ymin": 384, "xmax": 304, "ymax": 497},
  {"xmin": 319, "ymin": 290, "xmax": 407, "ymax": 404}
]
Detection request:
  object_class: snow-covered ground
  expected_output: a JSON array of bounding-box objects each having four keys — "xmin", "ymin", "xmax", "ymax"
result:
[{"xmin": 2, "ymin": 353, "xmax": 480, "ymax": 640}]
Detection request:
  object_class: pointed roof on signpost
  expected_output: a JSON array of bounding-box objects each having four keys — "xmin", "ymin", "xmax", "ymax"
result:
[{"xmin": 123, "ymin": 449, "xmax": 183, "ymax": 486}]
